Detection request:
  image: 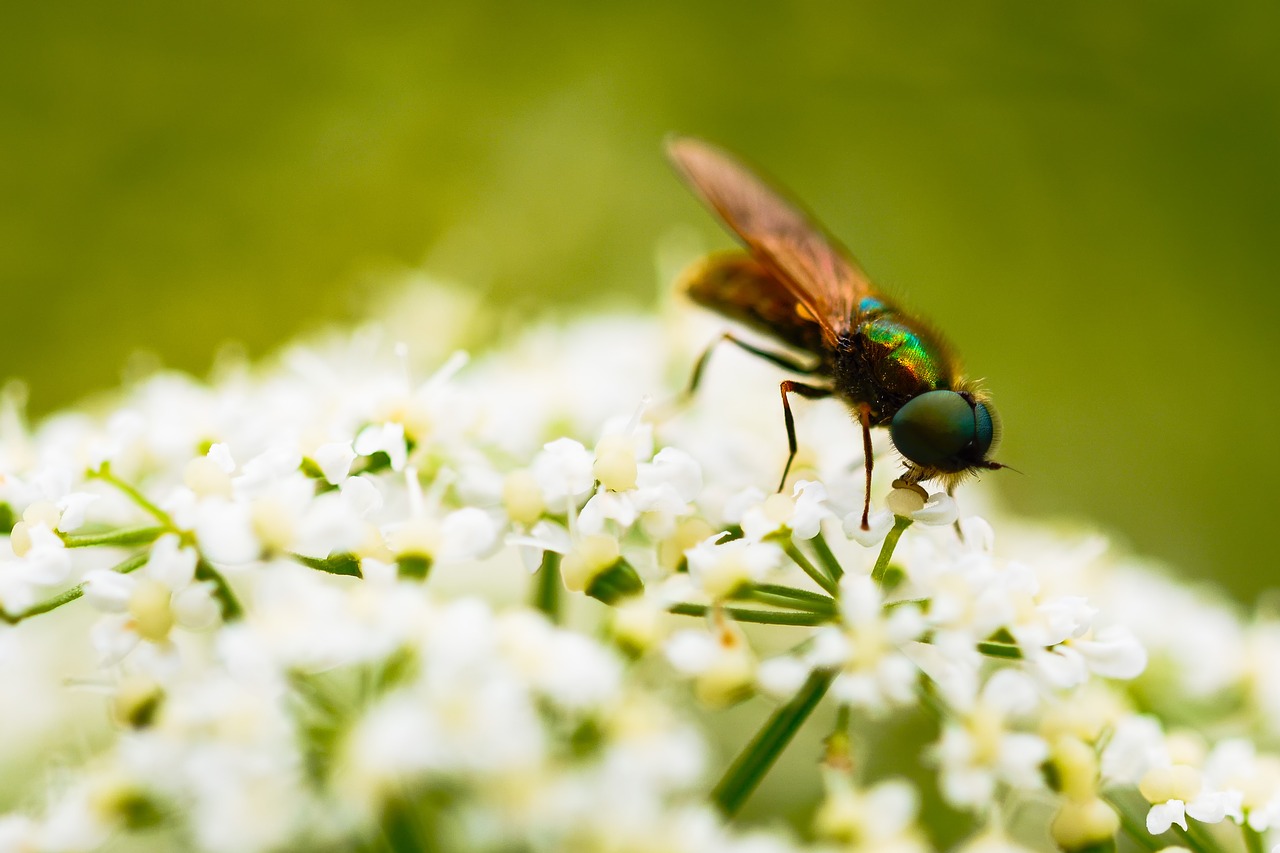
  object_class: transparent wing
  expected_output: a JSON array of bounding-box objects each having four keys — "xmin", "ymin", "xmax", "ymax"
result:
[{"xmin": 667, "ymin": 136, "xmax": 876, "ymax": 344}]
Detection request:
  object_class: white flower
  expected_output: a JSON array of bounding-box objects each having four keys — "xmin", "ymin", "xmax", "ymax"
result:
[
  {"xmin": 756, "ymin": 655, "xmax": 812, "ymax": 698},
  {"xmin": 1101, "ymin": 715, "xmax": 1170, "ymax": 785},
  {"xmin": 1202, "ymin": 739, "xmax": 1280, "ymax": 831},
  {"xmin": 1138, "ymin": 761, "xmax": 1244, "ymax": 834},
  {"xmin": 845, "ymin": 508, "xmax": 895, "ymax": 547},
  {"xmin": 353, "ymin": 422, "xmax": 408, "ymax": 472},
  {"xmin": 10, "ymin": 521, "xmax": 72, "ymax": 585},
  {"xmin": 579, "ymin": 446, "xmax": 701, "ymax": 539},
  {"xmin": 933, "ymin": 669, "xmax": 1049, "ymax": 809},
  {"xmin": 842, "ymin": 487, "xmax": 957, "ymax": 545},
  {"xmin": 684, "ymin": 534, "xmax": 783, "ymax": 600},
  {"xmin": 531, "ymin": 437, "xmax": 595, "ymax": 509},
  {"xmin": 505, "ymin": 518, "xmax": 572, "ymax": 573},
  {"xmin": 809, "ymin": 575, "xmax": 925, "ymax": 714},
  {"xmin": 664, "ymin": 622, "xmax": 756, "ymax": 707},
  {"xmin": 738, "ymin": 480, "xmax": 833, "ymax": 541},
  {"xmin": 312, "ymin": 440, "xmax": 357, "ymax": 484},
  {"xmin": 82, "ymin": 534, "xmax": 219, "ymax": 664}
]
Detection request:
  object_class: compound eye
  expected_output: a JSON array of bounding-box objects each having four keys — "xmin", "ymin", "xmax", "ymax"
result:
[
  {"xmin": 972, "ymin": 401, "xmax": 996, "ymax": 459},
  {"xmin": 889, "ymin": 390, "xmax": 978, "ymax": 468}
]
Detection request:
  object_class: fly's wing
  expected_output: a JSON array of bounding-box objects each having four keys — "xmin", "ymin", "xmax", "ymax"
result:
[
  {"xmin": 667, "ymin": 136, "xmax": 876, "ymax": 347},
  {"xmin": 681, "ymin": 251, "xmax": 830, "ymax": 356}
]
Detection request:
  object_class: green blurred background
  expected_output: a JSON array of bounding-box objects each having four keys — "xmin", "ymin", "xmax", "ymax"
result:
[{"xmin": 3, "ymin": 1, "xmax": 1278, "ymax": 600}]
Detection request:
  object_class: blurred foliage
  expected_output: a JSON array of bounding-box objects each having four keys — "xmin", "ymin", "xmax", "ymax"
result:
[{"xmin": 2, "ymin": 1, "xmax": 1279, "ymax": 600}]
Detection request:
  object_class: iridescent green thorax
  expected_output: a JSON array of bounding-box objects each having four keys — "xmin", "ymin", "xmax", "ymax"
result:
[{"xmin": 855, "ymin": 298, "xmax": 948, "ymax": 394}]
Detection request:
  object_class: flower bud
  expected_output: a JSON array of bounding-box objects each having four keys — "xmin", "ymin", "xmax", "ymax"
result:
[
  {"xmin": 113, "ymin": 675, "xmax": 163, "ymax": 729},
  {"xmin": 814, "ymin": 781, "xmax": 863, "ymax": 841},
  {"xmin": 696, "ymin": 547, "xmax": 753, "ymax": 600},
  {"xmin": 658, "ymin": 516, "xmax": 714, "ymax": 571},
  {"xmin": 762, "ymin": 493, "xmax": 796, "ymax": 528},
  {"xmin": 89, "ymin": 772, "xmax": 162, "ymax": 830},
  {"xmin": 502, "ymin": 469, "xmax": 545, "ymax": 525},
  {"xmin": 694, "ymin": 639, "xmax": 754, "ymax": 707},
  {"xmin": 183, "ymin": 456, "xmax": 233, "ymax": 497},
  {"xmin": 561, "ymin": 534, "xmax": 621, "ymax": 593},
  {"xmin": 887, "ymin": 483, "xmax": 927, "ymax": 517},
  {"xmin": 593, "ymin": 434, "xmax": 638, "ymax": 492},
  {"xmin": 23, "ymin": 500, "xmax": 61, "ymax": 528},
  {"xmin": 1051, "ymin": 735, "xmax": 1100, "ymax": 802},
  {"xmin": 128, "ymin": 578, "xmax": 174, "ymax": 643},
  {"xmin": 389, "ymin": 517, "xmax": 442, "ymax": 560},
  {"xmin": 611, "ymin": 598, "xmax": 666, "ymax": 654},
  {"xmin": 1139, "ymin": 765, "xmax": 1202, "ymax": 804},
  {"xmin": 9, "ymin": 521, "xmax": 32, "ymax": 557},
  {"xmin": 251, "ymin": 497, "xmax": 296, "ymax": 554},
  {"xmin": 1051, "ymin": 796, "xmax": 1119, "ymax": 851}
]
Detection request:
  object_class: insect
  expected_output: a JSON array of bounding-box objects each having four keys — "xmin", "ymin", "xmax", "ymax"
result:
[{"xmin": 668, "ymin": 136, "xmax": 1004, "ymax": 529}]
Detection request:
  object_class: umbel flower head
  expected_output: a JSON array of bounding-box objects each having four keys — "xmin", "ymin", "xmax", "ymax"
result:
[{"xmin": 0, "ymin": 284, "xmax": 1273, "ymax": 853}]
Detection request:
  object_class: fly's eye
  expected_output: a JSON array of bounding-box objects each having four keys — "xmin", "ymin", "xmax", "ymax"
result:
[
  {"xmin": 890, "ymin": 390, "xmax": 981, "ymax": 469},
  {"xmin": 972, "ymin": 401, "xmax": 996, "ymax": 459}
]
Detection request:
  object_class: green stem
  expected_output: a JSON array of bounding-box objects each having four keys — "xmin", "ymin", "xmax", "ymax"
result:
[
  {"xmin": 808, "ymin": 532, "xmax": 844, "ymax": 583},
  {"xmin": 1, "ymin": 552, "xmax": 149, "ymax": 624},
  {"xmin": 668, "ymin": 603, "xmax": 831, "ymax": 626},
  {"xmin": 532, "ymin": 551, "xmax": 562, "ymax": 624},
  {"xmin": 885, "ymin": 596, "xmax": 930, "ymax": 610},
  {"xmin": 752, "ymin": 583, "xmax": 834, "ymax": 606},
  {"xmin": 61, "ymin": 526, "xmax": 168, "ymax": 549},
  {"xmin": 195, "ymin": 558, "xmax": 243, "ymax": 622},
  {"xmin": 711, "ymin": 668, "xmax": 834, "ymax": 816},
  {"xmin": 824, "ymin": 703, "xmax": 853, "ymax": 768},
  {"xmin": 870, "ymin": 516, "xmax": 912, "ymax": 585},
  {"xmin": 1173, "ymin": 822, "xmax": 1219, "ymax": 853},
  {"xmin": 780, "ymin": 539, "xmax": 838, "ymax": 596},
  {"xmin": 1243, "ymin": 824, "xmax": 1266, "ymax": 853},
  {"xmin": 746, "ymin": 584, "xmax": 837, "ymax": 614},
  {"xmin": 1103, "ymin": 793, "xmax": 1161, "ymax": 853},
  {"xmin": 89, "ymin": 466, "xmax": 173, "ymax": 526},
  {"xmin": 914, "ymin": 673, "xmax": 949, "ymax": 722}
]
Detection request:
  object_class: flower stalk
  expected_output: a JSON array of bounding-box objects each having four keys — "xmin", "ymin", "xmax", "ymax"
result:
[
  {"xmin": 60, "ymin": 526, "xmax": 168, "ymax": 549},
  {"xmin": 808, "ymin": 531, "xmax": 844, "ymax": 583},
  {"xmin": 89, "ymin": 465, "xmax": 173, "ymax": 526},
  {"xmin": 533, "ymin": 551, "xmax": 562, "ymax": 623},
  {"xmin": 195, "ymin": 558, "xmax": 243, "ymax": 622},
  {"xmin": 669, "ymin": 603, "xmax": 830, "ymax": 627},
  {"xmin": 711, "ymin": 667, "xmax": 835, "ymax": 816},
  {"xmin": 1242, "ymin": 825, "xmax": 1266, "ymax": 853},
  {"xmin": 745, "ymin": 583, "xmax": 837, "ymax": 615},
  {"xmin": 870, "ymin": 516, "xmax": 911, "ymax": 584},
  {"xmin": 780, "ymin": 538, "xmax": 839, "ymax": 596},
  {"xmin": 1, "ymin": 551, "xmax": 149, "ymax": 624}
]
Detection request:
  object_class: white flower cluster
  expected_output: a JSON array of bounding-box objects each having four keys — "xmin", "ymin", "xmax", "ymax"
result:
[{"xmin": 0, "ymin": 286, "xmax": 1273, "ymax": 853}]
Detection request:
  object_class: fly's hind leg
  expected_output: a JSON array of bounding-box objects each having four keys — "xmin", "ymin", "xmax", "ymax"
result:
[
  {"xmin": 684, "ymin": 333, "xmax": 821, "ymax": 399},
  {"xmin": 778, "ymin": 380, "xmax": 833, "ymax": 492}
]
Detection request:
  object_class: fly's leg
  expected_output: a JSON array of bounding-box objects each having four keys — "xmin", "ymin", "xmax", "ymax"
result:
[
  {"xmin": 684, "ymin": 333, "xmax": 821, "ymax": 398},
  {"xmin": 778, "ymin": 381, "xmax": 833, "ymax": 492},
  {"xmin": 857, "ymin": 404, "xmax": 874, "ymax": 530}
]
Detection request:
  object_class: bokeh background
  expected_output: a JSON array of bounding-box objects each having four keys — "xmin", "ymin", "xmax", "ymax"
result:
[{"xmin": 3, "ymin": 1, "xmax": 1278, "ymax": 601}]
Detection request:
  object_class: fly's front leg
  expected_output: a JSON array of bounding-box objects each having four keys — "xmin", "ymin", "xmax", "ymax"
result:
[
  {"xmin": 684, "ymin": 333, "xmax": 820, "ymax": 399},
  {"xmin": 857, "ymin": 404, "xmax": 874, "ymax": 530},
  {"xmin": 778, "ymin": 381, "xmax": 832, "ymax": 492}
]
